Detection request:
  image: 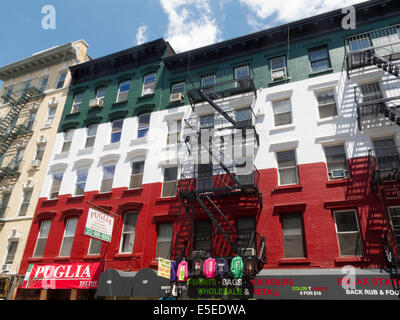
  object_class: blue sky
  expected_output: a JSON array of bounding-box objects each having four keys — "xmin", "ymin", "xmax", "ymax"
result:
[{"xmin": 0, "ymin": 0, "xmax": 366, "ymax": 71}]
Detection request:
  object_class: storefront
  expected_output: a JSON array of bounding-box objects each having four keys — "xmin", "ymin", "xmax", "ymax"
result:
[{"xmin": 15, "ymin": 261, "xmax": 104, "ymax": 300}]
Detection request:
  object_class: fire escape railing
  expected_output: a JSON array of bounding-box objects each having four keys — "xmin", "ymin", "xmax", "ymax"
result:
[{"xmin": 368, "ymin": 147, "xmax": 400, "ymax": 269}]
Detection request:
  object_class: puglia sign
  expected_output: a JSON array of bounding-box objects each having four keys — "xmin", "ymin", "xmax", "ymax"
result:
[{"xmin": 84, "ymin": 207, "xmax": 114, "ymax": 242}]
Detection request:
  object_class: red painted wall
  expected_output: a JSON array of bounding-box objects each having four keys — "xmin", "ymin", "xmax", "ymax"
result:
[{"xmin": 18, "ymin": 156, "xmax": 398, "ymax": 277}]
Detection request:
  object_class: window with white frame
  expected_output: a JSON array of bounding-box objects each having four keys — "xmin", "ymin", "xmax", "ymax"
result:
[
  {"xmin": 88, "ymin": 238, "xmax": 102, "ymax": 256},
  {"xmin": 316, "ymin": 90, "xmax": 338, "ymax": 119},
  {"xmin": 35, "ymin": 143, "xmax": 45, "ymax": 162},
  {"xmin": 116, "ymin": 80, "xmax": 130, "ymax": 102},
  {"xmin": 3, "ymin": 240, "xmax": 18, "ymax": 269},
  {"xmin": 167, "ymin": 120, "xmax": 181, "ymax": 145},
  {"xmin": 56, "ymin": 71, "xmax": 67, "ymax": 89},
  {"xmin": 236, "ymin": 107, "xmax": 252, "ymax": 125},
  {"xmin": 27, "ymin": 111, "xmax": 37, "ymax": 130},
  {"xmin": 270, "ymin": 56, "xmax": 287, "ymax": 81},
  {"xmin": 201, "ymin": 74, "xmax": 216, "ymax": 94},
  {"xmin": 234, "ymin": 65, "xmax": 250, "ymax": 87},
  {"xmin": 33, "ymin": 220, "xmax": 51, "ymax": 257},
  {"xmin": 372, "ymin": 137, "xmax": 400, "ymax": 174},
  {"xmin": 59, "ymin": 217, "xmax": 78, "ymax": 257},
  {"xmin": 61, "ymin": 130, "xmax": 73, "ymax": 153},
  {"xmin": 277, "ymin": 150, "xmax": 298, "ymax": 185},
  {"xmin": 120, "ymin": 212, "xmax": 138, "ymax": 253},
  {"xmin": 110, "ymin": 119, "xmax": 123, "ymax": 143},
  {"xmin": 272, "ymin": 98, "xmax": 292, "ymax": 126},
  {"xmin": 85, "ymin": 124, "xmax": 98, "ymax": 148},
  {"xmin": 162, "ymin": 167, "xmax": 178, "ymax": 198},
  {"xmin": 333, "ymin": 210, "xmax": 363, "ymax": 256},
  {"xmin": 200, "ymin": 114, "xmax": 214, "ymax": 129},
  {"xmin": 388, "ymin": 207, "xmax": 400, "ymax": 250},
  {"xmin": 155, "ymin": 223, "xmax": 173, "ymax": 259},
  {"xmin": 20, "ymin": 81, "xmax": 31, "ymax": 98},
  {"xmin": 138, "ymin": 114, "xmax": 150, "ymax": 138},
  {"xmin": 100, "ymin": 163, "xmax": 115, "ymax": 193},
  {"xmin": 96, "ymin": 86, "xmax": 106, "ymax": 99},
  {"xmin": 46, "ymin": 106, "xmax": 57, "ymax": 126},
  {"xmin": 71, "ymin": 92, "xmax": 84, "ymax": 113},
  {"xmin": 18, "ymin": 189, "xmax": 32, "ymax": 216},
  {"xmin": 142, "ymin": 73, "xmax": 156, "ymax": 96},
  {"xmin": 0, "ymin": 193, "xmax": 11, "ymax": 218},
  {"xmin": 170, "ymin": 82, "xmax": 185, "ymax": 101},
  {"xmin": 75, "ymin": 168, "xmax": 88, "ymax": 196},
  {"xmin": 39, "ymin": 77, "xmax": 48, "ymax": 93},
  {"xmin": 324, "ymin": 144, "xmax": 349, "ymax": 180},
  {"xmin": 49, "ymin": 172, "xmax": 63, "ymax": 199},
  {"xmin": 130, "ymin": 161, "xmax": 144, "ymax": 189},
  {"xmin": 281, "ymin": 214, "xmax": 306, "ymax": 258}
]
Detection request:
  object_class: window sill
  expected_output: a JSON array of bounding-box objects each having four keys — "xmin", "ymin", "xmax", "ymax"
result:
[
  {"xmin": 279, "ymin": 258, "xmax": 311, "ymax": 265},
  {"xmin": 269, "ymin": 124, "xmax": 295, "ymax": 134},
  {"xmin": 93, "ymin": 192, "xmax": 112, "ymax": 201},
  {"xmin": 316, "ymin": 115, "xmax": 341, "ymax": 125},
  {"xmin": 156, "ymin": 196, "xmax": 178, "ymax": 203},
  {"xmin": 54, "ymin": 256, "xmax": 71, "ymax": 262},
  {"xmin": 114, "ymin": 253, "xmax": 134, "ymax": 259},
  {"xmin": 272, "ymin": 184, "xmax": 302, "ymax": 193},
  {"xmin": 137, "ymin": 93, "xmax": 154, "ymax": 101},
  {"xmin": 83, "ymin": 255, "xmax": 102, "ymax": 260},
  {"xmin": 40, "ymin": 125, "xmax": 53, "ymax": 130},
  {"xmin": 28, "ymin": 257, "xmax": 44, "ymax": 263},
  {"xmin": 335, "ymin": 256, "xmax": 364, "ymax": 263},
  {"xmin": 167, "ymin": 100, "xmax": 185, "ymax": 108},
  {"xmin": 103, "ymin": 142, "xmax": 120, "ymax": 151},
  {"xmin": 112, "ymin": 101, "xmax": 128, "ymax": 108},
  {"xmin": 268, "ymin": 77, "xmax": 292, "ymax": 86},
  {"xmin": 309, "ymin": 68, "xmax": 333, "ymax": 77},
  {"xmin": 66, "ymin": 195, "xmax": 85, "ymax": 203},
  {"xmin": 54, "ymin": 152, "xmax": 69, "ymax": 160},
  {"xmin": 66, "ymin": 112, "xmax": 80, "ymax": 119},
  {"xmin": 41, "ymin": 198, "xmax": 59, "ymax": 206},
  {"xmin": 78, "ymin": 147, "xmax": 94, "ymax": 155},
  {"xmin": 326, "ymin": 178, "xmax": 352, "ymax": 187},
  {"xmin": 130, "ymin": 137, "xmax": 149, "ymax": 146},
  {"xmin": 122, "ymin": 188, "xmax": 143, "ymax": 197}
]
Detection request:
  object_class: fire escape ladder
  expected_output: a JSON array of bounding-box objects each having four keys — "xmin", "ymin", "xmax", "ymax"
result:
[
  {"xmin": 368, "ymin": 54, "xmax": 400, "ymax": 78},
  {"xmin": 378, "ymin": 102, "xmax": 400, "ymax": 126}
]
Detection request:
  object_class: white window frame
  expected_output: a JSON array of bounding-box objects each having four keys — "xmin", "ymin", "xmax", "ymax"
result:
[
  {"xmin": 46, "ymin": 106, "xmax": 57, "ymax": 127},
  {"xmin": 18, "ymin": 189, "xmax": 32, "ymax": 217},
  {"xmin": 35, "ymin": 143, "xmax": 46, "ymax": 161},
  {"xmin": 59, "ymin": 217, "xmax": 78, "ymax": 257},
  {"xmin": 138, "ymin": 114, "xmax": 150, "ymax": 138},
  {"xmin": 119, "ymin": 212, "xmax": 138, "ymax": 254},
  {"xmin": 74, "ymin": 167, "xmax": 89, "ymax": 196},
  {"xmin": 161, "ymin": 166, "xmax": 178, "ymax": 198},
  {"xmin": 270, "ymin": 56, "xmax": 287, "ymax": 81},
  {"xmin": 39, "ymin": 77, "xmax": 49, "ymax": 93},
  {"xmin": 276, "ymin": 149, "xmax": 299, "ymax": 186},
  {"xmin": 130, "ymin": 161, "xmax": 145, "ymax": 190},
  {"xmin": 96, "ymin": 86, "xmax": 106, "ymax": 99},
  {"xmin": 281, "ymin": 213, "xmax": 306, "ymax": 258},
  {"xmin": 116, "ymin": 80, "xmax": 130, "ymax": 103},
  {"xmin": 72, "ymin": 92, "xmax": 84, "ymax": 113},
  {"xmin": 333, "ymin": 209, "xmax": 363, "ymax": 257},
  {"xmin": 49, "ymin": 171, "xmax": 63, "ymax": 199},
  {"xmin": 61, "ymin": 130, "xmax": 73, "ymax": 153},
  {"xmin": 33, "ymin": 220, "xmax": 51, "ymax": 258},
  {"xmin": 87, "ymin": 238, "xmax": 102, "ymax": 256},
  {"xmin": 155, "ymin": 223, "xmax": 173, "ymax": 260},
  {"xmin": 110, "ymin": 119, "xmax": 123, "ymax": 144},
  {"xmin": 100, "ymin": 163, "xmax": 116, "ymax": 193},
  {"xmin": 85, "ymin": 124, "xmax": 98, "ymax": 148},
  {"xmin": 316, "ymin": 89, "xmax": 338, "ymax": 119},
  {"xmin": 272, "ymin": 98, "xmax": 292, "ymax": 127},
  {"xmin": 56, "ymin": 71, "xmax": 67, "ymax": 89},
  {"xmin": 167, "ymin": 119, "xmax": 181, "ymax": 145},
  {"xmin": 3, "ymin": 240, "xmax": 19, "ymax": 269},
  {"xmin": 142, "ymin": 73, "xmax": 156, "ymax": 96}
]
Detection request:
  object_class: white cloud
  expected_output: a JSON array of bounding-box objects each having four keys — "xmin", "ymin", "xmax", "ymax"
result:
[
  {"xmin": 136, "ymin": 25, "xmax": 149, "ymax": 45},
  {"xmin": 240, "ymin": 0, "xmax": 366, "ymax": 31},
  {"xmin": 160, "ymin": 0, "xmax": 222, "ymax": 53}
]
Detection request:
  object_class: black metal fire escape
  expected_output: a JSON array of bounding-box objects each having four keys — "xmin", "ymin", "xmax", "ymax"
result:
[
  {"xmin": 369, "ymin": 146, "xmax": 400, "ymax": 271},
  {"xmin": 345, "ymin": 25, "xmax": 400, "ymax": 130},
  {"xmin": 173, "ymin": 67, "xmax": 266, "ymax": 269}
]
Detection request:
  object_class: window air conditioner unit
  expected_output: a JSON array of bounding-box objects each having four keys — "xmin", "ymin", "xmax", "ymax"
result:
[
  {"xmin": 272, "ymin": 71, "xmax": 285, "ymax": 81},
  {"xmin": 31, "ymin": 159, "xmax": 41, "ymax": 168},
  {"xmin": 241, "ymin": 248, "xmax": 256, "ymax": 257},
  {"xmin": 330, "ymin": 169, "xmax": 346, "ymax": 179},
  {"xmin": 1, "ymin": 264, "xmax": 10, "ymax": 272},
  {"xmin": 170, "ymin": 92, "xmax": 184, "ymax": 102},
  {"xmin": 89, "ymin": 97, "xmax": 104, "ymax": 108}
]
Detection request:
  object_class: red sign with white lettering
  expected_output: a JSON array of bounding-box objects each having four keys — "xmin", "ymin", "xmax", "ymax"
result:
[{"xmin": 22, "ymin": 262, "xmax": 104, "ymax": 289}]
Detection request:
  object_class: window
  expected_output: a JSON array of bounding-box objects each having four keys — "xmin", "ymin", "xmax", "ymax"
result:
[
  {"xmin": 270, "ymin": 56, "xmax": 287, "ymax": 80},
  {"xmin": 39, "ymin": 77, "xmax": 48, "ymax": 93},
  {"xmin": 33, "ymin": 220, "xmax": 51, "ymax": 257},
  {"xmin": 194, "ymin": 220, "xmax": 212, "ymax": 253},
  {"xmin": 142, "ymin": 73, "xmax": 156, "ymax": 95},
  {"xmin": 46, "ymin": 106, "xmax": 57, "ymax": 126},
  {"xmin": 85, "ymin": 124, "xmax": 98, "ymax": 148},
  {"xmin": 236, "ymin": 108, "xmax": 252, "ymax": 125},
  {"xmin": 59, "ymin": 218, "xmax": 78, "ymax": 257},
  {"xmin": 324, "ymin": 145, "xmax": 349, "ymax": 180},
  {"xmin": 234, "ymin": 65, "xmax": 250, "ymax": 87},
  {"xmin": 88, "ymin": 238, "xmax": 102, "ymax": 256},
  {"xmin": 360, "ymin": 82, "xmax": 383, "ymax": 115},
  {"xmin": 167, "ymin": 120, "xmax": 181, "ymax": 145},
  {"xmin": 162, "ymin": 167, "xmax": 178, "ymax": 198},
  {"xmin": 388, "ymin": 207, "xmax": 400, "ymax": 250},
  {"xmin": 61, "ymin": 130, "xmax": 73, "ymax": 153},
  {"xmin": 20, "ymin": 81, "xmax": 31, "ymax": 98},
  {"xmin": 308, "ymin": 46, "xmax": 331, "ymax": 72},
  {"xmin": 334, "ymin": 210, "xmax": 363, "ymax": 256},
  {"xmin": 96, "ymin": 86, "xmax": 106, "ymax": 99},
  {"xmin": 272, "ymin": 99, "xmax": 292, "ymax": 126},
  {"xmin": 100, "ymin": 164, "xmax": 115, "ymax": 193},
  {"xmin": 4, "ymin": 240, "xmax": 18, "ymax": 267},
  {"xmin": 372, "ymin": 138, "xmax": 400, "ymax": 175},
  {"xmin": 236, "ymin": 217, "xmax": 256, "ymax": 250},
  {"xmin": 117, "ymin": 80, "xmax": 130, "ymax": 102},
  {"xmin": 56, "ymin": 72, "xmax": 67, "ymax": 89},
  {"xmin": 111, "ymin": 119, "xmax": 123, "ymax": 143},
  {"xmin": 171, "ymin": 82, "xmax": 185, "ymax": 101},
  {"xmin": 130, "ymin": 161, "xmax": 144, "ymax": 189},
  {"xmin": 18, "ymin": 190, "xmax": 32, "ymax": 216},
  {"xmin": 200, "ymin": 114, "xmax": 214, "ymax": 130},
  {"xmin": 277, "ymin": 150, "xmax": 298, "ymax": 185},
  {"xmin": 0, "ymin": 193, "xmax": 11, "ymax": 218},
  {"xmin": 72, "ymin": 92, "xmax": 84, "ymax": 113},
  {"xmin": 35, "ymin": 144, "xmax": 45, "ymax": 161},
  {"xmin": 197, "ymin": 163, "xmax": 213, "ymax": 192},
  {"xmin": 316, "ymin": 90, "xmax": 338, "ymax": 119},
  {"xmin": 201, "ymin": 74, "xmax": 216, "ymax": 94},
  {"xmin": 281, "ymin": 214, "xmax": 306, "ymax": 258},
  {"xmin": 349, "ymin": 37, "xmax": 372, "ymax": 52},
  {"xmin": 27, "ymin": 111, "xmax": 37, "ymax": 130},
  {"xmin": 120, "ymin": 212, "xmax": 138, "ymax": 253},
  {"xmin": 75, "ymin": 168, "xmax": 88, "ymax": 196},
  {"xmin": 155, "ymin": 224, "xmax": 173, "ymax": 259},
  {"xmin": 2, "ymin": 86, "xmax": 13, "ymax": 104},
  {"xmin": 13, "ymin": 149, "xmax": 24, "ymax": 169},
  {"xmin": 138, "ymin": 114, "xmax": 150, "ymax": 138},
  {"xmin": 49, "ymin": 172, "xmax": 63, "ymax": 199}
]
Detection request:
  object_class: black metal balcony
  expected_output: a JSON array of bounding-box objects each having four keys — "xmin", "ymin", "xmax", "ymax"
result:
[{"xmin": 368, "ymin": 146, "xmax": 400, "ymax": 192}]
